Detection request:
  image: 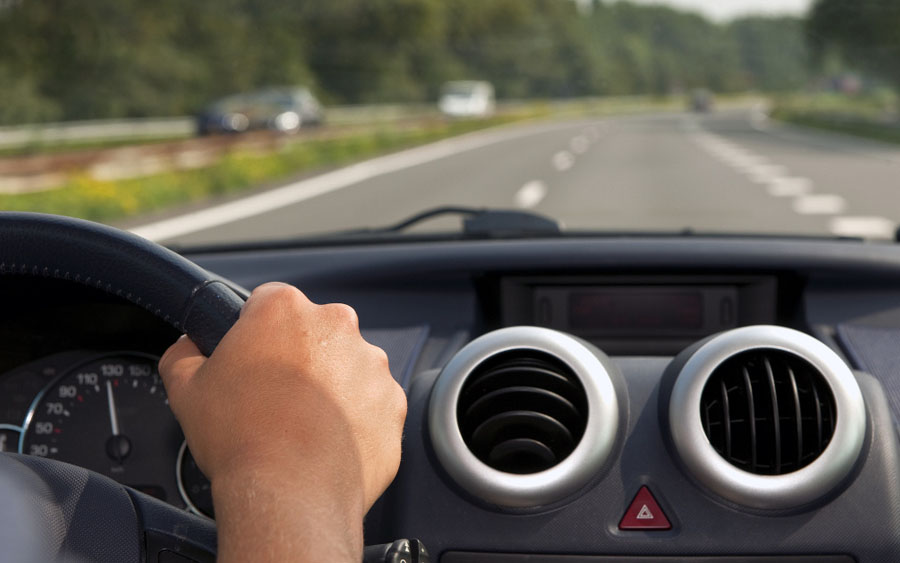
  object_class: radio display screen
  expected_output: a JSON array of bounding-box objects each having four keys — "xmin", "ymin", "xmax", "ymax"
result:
[{"xmin": 568, "ymin": 290, "xmax": 704, "ymax": 332}]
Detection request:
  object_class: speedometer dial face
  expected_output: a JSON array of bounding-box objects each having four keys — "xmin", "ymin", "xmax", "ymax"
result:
[
  {"xmin": 20, "ymin": 353, "xmax": 184, "ymax": 505},
  {"xmin": 178, "ymin": 441, "xmax": 214, "ymax": 518}
]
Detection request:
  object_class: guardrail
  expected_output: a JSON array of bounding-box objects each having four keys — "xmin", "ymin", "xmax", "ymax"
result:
[
  {"xmin": 0, "ymin": 105, "xmax": 440, "ymax": 150},
  {"xmin": 0, "ymin": 95, "xmax": 765, "ymax": 151},
  {"xmin": 0, "ymin": 117, "xmax": 196, "ymax": 149}
]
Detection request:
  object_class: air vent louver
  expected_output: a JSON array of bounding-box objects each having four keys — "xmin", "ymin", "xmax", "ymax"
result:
[
  {"xmin": 457, "ymin": 351, "xmax": 588, "ymax": 474},
  {"xmin": 430, "ymin": 326, "xmax": 619, "ymax": 507},
  {"xmin": 700, "ymin": 350, "xmax": 836, "ymax": 475},
  {"xmin": 669, "ymin": 326, "xmax": 865, "ymax": 509}
]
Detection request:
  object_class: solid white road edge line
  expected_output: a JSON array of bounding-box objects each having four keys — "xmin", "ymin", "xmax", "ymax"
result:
[{"xmin": 129, "ymin": 120, "xmax": 588, "ymax": 242}]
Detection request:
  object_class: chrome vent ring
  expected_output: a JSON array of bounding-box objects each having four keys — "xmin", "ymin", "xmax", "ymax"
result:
[
  {"xmin": 668, "ymin": 326, "xmax": 866, "ymax": 510},
  {"xmin": 429, "ymin": 327, "xmax": 620, "ymax": 508}
]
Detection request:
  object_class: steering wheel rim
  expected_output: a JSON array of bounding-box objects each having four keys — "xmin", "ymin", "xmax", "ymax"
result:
[
  {"xmin": 0, "ymin": 212, "xmax": 246, "ymax": 562},
  {"xmin": 0, "ymin": 212, "xmax": 245, "ymax": 356}
]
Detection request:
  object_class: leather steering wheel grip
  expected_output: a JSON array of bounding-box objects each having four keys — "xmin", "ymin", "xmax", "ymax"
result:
[{"xmin": 0, "ymin": 212, "xmax": 246, "ymax": 357}]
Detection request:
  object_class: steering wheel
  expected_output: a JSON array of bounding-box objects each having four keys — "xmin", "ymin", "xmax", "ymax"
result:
[{"xmin": 0, "ymin": 212, "xmax": 245, "ymax": 562}]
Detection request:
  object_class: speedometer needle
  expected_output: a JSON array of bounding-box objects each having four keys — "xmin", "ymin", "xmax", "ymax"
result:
[
  {"xmin": 106, "ymin": 380, "xmax": 121, "ymax": 436},
  {"xmin": 105, "ymin": 380, "xmax": 131, "ymax": 463}
]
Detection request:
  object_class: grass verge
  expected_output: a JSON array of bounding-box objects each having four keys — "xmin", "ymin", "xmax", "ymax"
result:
[
  {"xmin": 771, "ymin": 92, "xmax": 900, "ymax": 145},
  {"xmin": 0, "ymin": 113, "xmax": 539, "ymax": 223}
]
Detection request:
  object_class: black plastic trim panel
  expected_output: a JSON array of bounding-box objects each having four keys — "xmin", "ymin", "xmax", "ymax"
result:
[{"xmin": 189, "ymin": 238, "xmax": 900, "ymax": 289}]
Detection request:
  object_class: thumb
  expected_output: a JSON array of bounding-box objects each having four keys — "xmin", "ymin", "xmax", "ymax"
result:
[{"xmin": 158, "ymin": 335, "xmax": 207, "ymax": 414}]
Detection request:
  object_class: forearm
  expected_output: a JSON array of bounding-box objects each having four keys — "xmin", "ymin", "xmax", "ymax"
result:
[{"xmin": 212, "ymin": 465, "xmax": 365, "ymax": 563}]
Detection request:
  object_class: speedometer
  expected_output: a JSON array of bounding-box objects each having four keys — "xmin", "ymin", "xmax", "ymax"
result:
[{"xmin": 20, "ymin": 353, "xmax": 185, "ymax": 505}]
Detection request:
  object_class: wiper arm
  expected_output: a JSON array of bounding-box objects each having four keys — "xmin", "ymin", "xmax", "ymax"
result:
[
  {"xmin": 378, "ymin": 206, "xmax": 480, "ymax": 232},
  {"xmin": 340, "ymin": 206, "xmax": 561, "ymax": 238},
  {"xmin": 165, "ymin": 206, "xmax": 562, "ymax": 254}
]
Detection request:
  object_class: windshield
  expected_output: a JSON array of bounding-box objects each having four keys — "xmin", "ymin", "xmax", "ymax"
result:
[{"xmin": 0, "ymin": 0, "xmax": 896, "ymax": 247}]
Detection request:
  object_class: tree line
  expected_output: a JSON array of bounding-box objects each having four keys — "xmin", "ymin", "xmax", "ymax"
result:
[
  {"xmin": 0, "ymin": 0, "xmax": 814, "ymax": 125},
  {"xmin": 807, "ymin": 0, "xmax": 900, "ymax": 92}
]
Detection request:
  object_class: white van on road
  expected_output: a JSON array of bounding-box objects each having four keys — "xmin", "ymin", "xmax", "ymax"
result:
[{"xmin": 438, "ymin": 81, "xmax": 496, "ymax": 118}]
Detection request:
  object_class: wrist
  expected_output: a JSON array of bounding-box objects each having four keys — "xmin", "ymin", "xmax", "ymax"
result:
[{"xmin": 211, "ymin": 461, "xmax": 366, "ymax": 562}]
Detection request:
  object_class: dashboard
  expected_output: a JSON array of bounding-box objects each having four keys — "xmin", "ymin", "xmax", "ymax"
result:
[{"xmin": 3, "ymin": 236, "xmax": 900, "ymax": 561}]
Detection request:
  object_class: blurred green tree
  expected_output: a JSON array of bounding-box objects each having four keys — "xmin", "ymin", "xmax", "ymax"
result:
[
  {"xmin": 808, "ymin": 0, "xmax": 900, "ymax": 89},
  {"xmin": 0, "ymin": 0, "xmax": 816, "ymax": 124}
]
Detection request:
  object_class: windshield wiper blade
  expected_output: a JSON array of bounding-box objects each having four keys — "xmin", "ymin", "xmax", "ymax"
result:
[{"xmin": 339, "ymin": 206, "xmax": 561, "ymax": 238}]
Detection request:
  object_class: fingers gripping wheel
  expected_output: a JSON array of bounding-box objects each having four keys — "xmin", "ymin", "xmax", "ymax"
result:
[{"xmin": 0, "ymin": 212, "xmax": 246, "ymax": 356}]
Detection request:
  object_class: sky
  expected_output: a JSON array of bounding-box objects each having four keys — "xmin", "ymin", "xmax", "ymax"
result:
[{"xmin": 621, "ymin": 0, "xmax": 813, "ymax": 21}]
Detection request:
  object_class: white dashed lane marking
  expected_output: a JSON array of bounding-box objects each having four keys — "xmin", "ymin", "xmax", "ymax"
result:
[
  {"xmin": 690, "ymin": 121, "xmax": 896, "ymax": 239},
  {"xmin": 570, "ymin": 135, "xmax": 590, "ymax": 154},
  {"xmin": 746, "ymin": 164, "xmax": 788, "ymax": 184},
  {"xmin": 767, "ymin": 177, "xmax": 813, "ymax": 197},
  {"xmin": 514, "ymin": 180, "xmax": 548, "ymax": 209},
  {"xmin": 830, "ymin": 216, "xmax": 896, "ymax": 239},
  {"xmin": 553, "ymin": 150, "xmax": 575, "ymax": 172},
  {"xmin": 793, "ymin": 194, "xmax": 846, "ymax": 215},
  {"xmin": 729, "ymin": 155, "xmax": 770, "ymax": 172}
]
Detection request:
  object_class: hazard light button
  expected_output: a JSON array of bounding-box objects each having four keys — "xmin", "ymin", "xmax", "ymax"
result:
[{"xmin": 618, "ymin": 486, "xmax": 671, "ymax": 530}]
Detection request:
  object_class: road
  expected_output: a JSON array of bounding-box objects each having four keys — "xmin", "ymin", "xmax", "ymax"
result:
[{"xmin": 131, "ymin": 109, "xmax": 900, "ymax": 246}]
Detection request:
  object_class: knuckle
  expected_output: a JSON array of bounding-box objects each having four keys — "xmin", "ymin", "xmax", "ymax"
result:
[
  {"xmin": 267, "ymin": 283, "xmax": 303, "ymax": 304},
  {"xmin": 323, "ymin": 302, "xmax": 359, "ymax": 328},
  {"xmin": 249, "ymin": 284, "xmax": 306, "ymax": 316},
  {"xmin": 249, "ymin": 282, "xmax": 290, "ymax": 302},
  {"xmin": 391, "ymin": 381, "xmax": 408, "ymax": 419},
  {"xmin": 250, "ymin": 281, "xmax": 284, "ymax": 295},
  {"xmin": 370, "ymin": 345, "xmax": 390, "ymax": 367},
  {"xmin": 386, "ymin": 435, "xmax": 403, "ymax": 472}
]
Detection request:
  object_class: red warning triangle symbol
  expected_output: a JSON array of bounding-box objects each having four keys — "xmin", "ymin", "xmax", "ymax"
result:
[{"xmin": 619, "ymin": 486, "xmax": 671, "ymax": 530}]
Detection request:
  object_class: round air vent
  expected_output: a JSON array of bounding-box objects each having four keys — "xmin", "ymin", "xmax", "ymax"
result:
[
  {"xmin": 457, "ymin": 350, "xmax": 588, "ymax": 474},
  {"xmin": 700, "ymin": 350, "xmax": 836, "ymax": 475},
  {"xmin": 668, "ymin": 326, "xmax": 866, "ymax": 510},
  {"xmin": 429, "ymin": 327, "xmax": 620, "ymax": 508}
]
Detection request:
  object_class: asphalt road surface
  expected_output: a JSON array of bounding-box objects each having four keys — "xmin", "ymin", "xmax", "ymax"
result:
[{"xmin": 131, "ymin": 109, "xmax": 900, "ymax": 246}]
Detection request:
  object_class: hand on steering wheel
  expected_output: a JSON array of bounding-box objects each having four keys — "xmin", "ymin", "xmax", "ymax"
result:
[{"xmin": 0, "ymin": 213, "xmax": 406, "ymax": 563}]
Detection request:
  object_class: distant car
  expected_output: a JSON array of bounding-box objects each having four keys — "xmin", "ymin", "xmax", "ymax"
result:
[
  {"xmin": 438, "ymin": 81, "xmax": 496, "ymax": 118},
  {"xmin": 196, "ymin": 87, "xmax": 324, "ymax": 135},
  {"xmin": 688, "ymin": 88, "xmax": 714, "ymax": 113}
]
